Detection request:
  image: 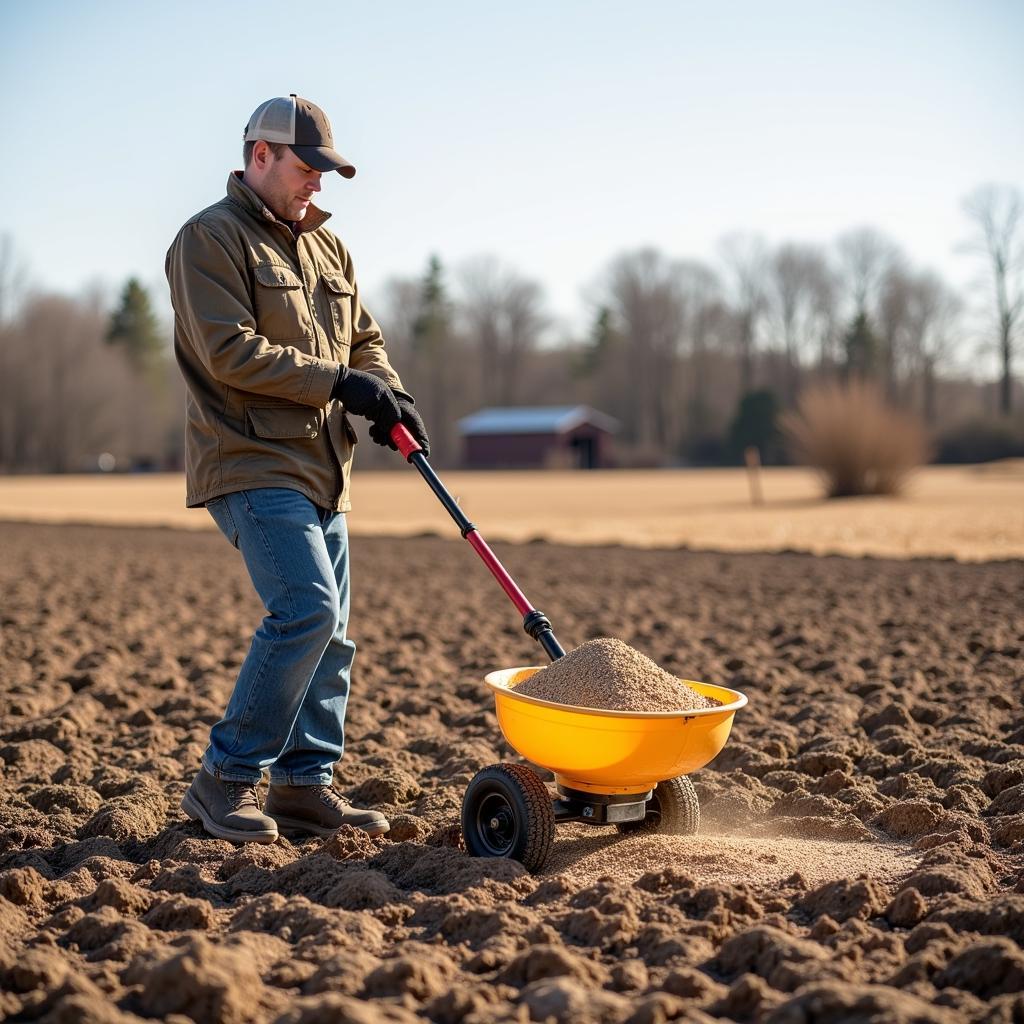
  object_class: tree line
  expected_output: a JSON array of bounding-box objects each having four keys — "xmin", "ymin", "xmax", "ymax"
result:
[
  {"xmin": 0, "ymin": 248, "xmax": 184, "ymax": 474},
  {"xmin": 0, "ymin": 183, "xmax": 1020, "ymax": 473},
  {"xmin": 371, "ymin": 183, "xmax": 1022, "ymax": 468}
]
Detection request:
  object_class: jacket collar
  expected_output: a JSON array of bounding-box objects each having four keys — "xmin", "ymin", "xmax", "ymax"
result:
[{"xmin": 226, "ymin": 171, "xmax": 332, "ymax": 235}]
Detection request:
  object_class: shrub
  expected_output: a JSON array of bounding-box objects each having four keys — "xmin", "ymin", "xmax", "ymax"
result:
[
  {"xmin": 936, "ymin": 415, "xmax": 1024, "ymax": 464},
  {"xmin": 685, "ymin": 432, "xmax": 725, "ymax": 466},
  {"xmin": 780, "ymin": 380, "xmax": 930, "ymax": 497}
]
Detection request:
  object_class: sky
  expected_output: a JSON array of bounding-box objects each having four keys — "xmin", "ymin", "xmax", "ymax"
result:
[{"xmin": 1, "ymin": 0, "xmax": 1022, "ymax": 344}]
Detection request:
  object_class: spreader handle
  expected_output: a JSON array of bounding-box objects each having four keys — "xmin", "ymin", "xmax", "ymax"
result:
[
  {"xmin": 390, "ymin": 422, "xmax": 422, "ymax": 461},
  {"xmin": 390, "ymin": 420, "xmax": 565, "ymax": 661}
]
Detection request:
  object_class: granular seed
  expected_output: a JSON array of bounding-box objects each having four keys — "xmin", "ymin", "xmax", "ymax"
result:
[{"xmin": 514, "ymin": 637, "xmax": 720, "ymax": 713}]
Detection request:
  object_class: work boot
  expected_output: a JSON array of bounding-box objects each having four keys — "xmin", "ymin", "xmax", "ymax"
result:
[
  {"xmin": 181, "ymin": 767, "xmax": 278, "ymax": 844},
  {"xmin": 265, "ymin": 783, "xmax": 390, "ymax": 838}
]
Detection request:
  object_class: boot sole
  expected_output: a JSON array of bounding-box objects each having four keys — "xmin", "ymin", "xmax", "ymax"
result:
[
  {"xmin": 268, "ymin": 811, "xmax": 390, "ymax": 839},
  {"xmin": 181, "ymin": 790, "xmax": 279, "ymax": 844}
]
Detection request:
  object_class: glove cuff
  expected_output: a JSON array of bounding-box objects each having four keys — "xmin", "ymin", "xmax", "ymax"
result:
[{"xmin": 330, "ymin": 365, "xmax": 351, "ymax": 402}]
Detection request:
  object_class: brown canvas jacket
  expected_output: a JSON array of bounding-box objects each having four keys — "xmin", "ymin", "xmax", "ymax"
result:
[{"xmin": 166, "ymin": 171, "xmax": 403, "ymax": 511}]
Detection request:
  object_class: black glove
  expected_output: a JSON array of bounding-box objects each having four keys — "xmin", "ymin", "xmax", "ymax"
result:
[
  {"xmin": 331, "ymin": 367, "xmax": 400, "ymax": 438},
  {"xmin": 370, "ymin": 390, "xmax": 431, "ymax": 457}
]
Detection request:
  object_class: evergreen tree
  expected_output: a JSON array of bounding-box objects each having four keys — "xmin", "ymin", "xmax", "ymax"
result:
[
  {"xmin": 410, "ymin": 255, "xmax": 455, "ymax": 460},
  {"xmin": 575, "ymin": 305, "xmax": 617, "ymax": 377},
  {"xmin": 843, "ymin": 311, "xmax": 880, "ymax": 380},
  {"xmin": 412, "ymin": 256, "xmax": 451, "ymax": 350},
  {"xmin": 106, "ymin": 278, "xmax": 163, "ymax": 372},
  {"xmin": 726, "ymin": 389, "xmax": 782, "ymax": 464}
]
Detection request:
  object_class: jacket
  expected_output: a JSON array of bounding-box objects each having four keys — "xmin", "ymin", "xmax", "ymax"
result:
[{"xmin": 165, "ymin": 171, "xmax": 404, "ymax": 511}]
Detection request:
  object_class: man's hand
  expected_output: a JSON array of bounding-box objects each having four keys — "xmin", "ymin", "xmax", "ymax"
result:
[
  {"xmin": 331, "ymin": 368, "xmax": 400, "ymax": 439},
  {"xmin": 370, "ymin": 392, "xmax": 431, "ymax": 457}
]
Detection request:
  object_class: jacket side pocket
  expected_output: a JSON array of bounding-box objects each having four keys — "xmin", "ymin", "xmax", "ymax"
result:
[
  {"xmin": 342, "ymin": 413, "xmax": 359, "ymax": 446},
  {"xmin": 246, "ymin": 404, "xmax": 323, "ymax": 440}
]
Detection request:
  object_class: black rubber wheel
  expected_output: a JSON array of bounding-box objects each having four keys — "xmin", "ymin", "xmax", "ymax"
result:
[
  {"xmin": 461, "ymin": 763, "xmax": 555, "ymax": 872},
  {"xmin": 616, "ymin": 775, "xmax": 700, "ymax": 835}
]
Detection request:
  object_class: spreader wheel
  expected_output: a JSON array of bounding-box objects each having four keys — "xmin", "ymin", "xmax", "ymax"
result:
[
  {"xmin": 616, "ymin": 775, "xmax": 700, "ymax": 835},
  {"xmin": 461, "ymin": 763, "xmax": 555, "ymax": 872}
]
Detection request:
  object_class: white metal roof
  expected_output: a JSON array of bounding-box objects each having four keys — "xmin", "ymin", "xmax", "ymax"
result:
[{"xmin": 458, "ymin": 405, "xmax": 619, "ymax": 436}]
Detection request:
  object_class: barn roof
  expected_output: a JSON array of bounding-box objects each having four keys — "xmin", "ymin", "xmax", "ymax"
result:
[{"xmin": 458, "ymin": 405, "xmax": 619, "ymax": 436}]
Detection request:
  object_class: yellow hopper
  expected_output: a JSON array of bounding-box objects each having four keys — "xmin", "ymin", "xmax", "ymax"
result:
[
  {"xmin": 460, "ymin": 666, "xmax": 748, "ymax": 872},
  {"xmin": 486, "ymin": 667, "xmax": 746, "ymax": 794}
]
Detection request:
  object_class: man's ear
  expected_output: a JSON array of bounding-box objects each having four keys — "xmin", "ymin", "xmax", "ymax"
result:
[{"xmin": 252, "ymin": 140, "xmax": 272, "ymax": 170}]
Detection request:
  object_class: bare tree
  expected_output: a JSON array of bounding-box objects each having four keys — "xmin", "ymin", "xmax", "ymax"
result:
[
  {"xmin": 836, "ymin": 227, "xmax": 902, "ymax": 319},
  {"xmin": 0, "ymin": 235, "xmax": 29, "ymax": 466},
  {"xmin": 457, "ymin": 255, "xmax": 549, "ymax": 406},
  {"xmin": 0, "ymin": 270, "xmax": 184, "ymax": 474},
  {"xmin": 602, "ymin": 248, "xmax": 687, "ymax": 455},
  {"xmin": 0, "ymin": 292, "xmax": 135, "ymax": 472},
  {"xmin": 962, "ymin": 184, "xmax": 1023, "ymax": 415},
  {"xmin": 767, "ymin": 243, "xmax": 832, "ymax": 403},
  {"xmin": 0, "ymin": 234, "xmax": 28, "ymax": 327},
  {"xmin": 876, "ymin": 264, "xmax": 915, "ymax": 402},
  {"xmin": 718, "ymin": 233, "xmax": 768, "ymax": 395},
  {"xmin": 903, "ymin": 272, "xmax": 962, "ymax": 425},
  {"xmin": 810, "ymin": 260, "xmax": 841, "ymax": 372},
  {"xmin": 834, "ymin": 228, "xmax": 904, "ymax": 396},
  {"xmin": 378, "ymin": 275, "xmax": 422, "ymax": 367},
  {"xmin": 499, "ymin": 276, "xmax": 548, "ymax": 404},
  {"xmin": 674, "ymin": 261, "xmax": 723, "ymax": 449}
]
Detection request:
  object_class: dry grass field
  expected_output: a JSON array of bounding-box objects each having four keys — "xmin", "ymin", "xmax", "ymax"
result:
[{"xmin": 0, "ymin": 462, "xmax": 1022, "ymax": 560}]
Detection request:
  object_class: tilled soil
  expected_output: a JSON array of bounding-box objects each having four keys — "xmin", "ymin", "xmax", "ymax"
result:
[{"xmin": 0, "ymin": 521, "xmax": 1022, "ymax": 1024}]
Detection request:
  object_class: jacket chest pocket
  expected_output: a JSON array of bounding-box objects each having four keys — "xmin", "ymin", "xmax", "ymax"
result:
[
  {"xmin": 253, "ymin": 263, "xmax": 311, "ymax": 342},
  {"xmin": 321, "ymin": 272, "xmax": 354, "ymax": 354}
]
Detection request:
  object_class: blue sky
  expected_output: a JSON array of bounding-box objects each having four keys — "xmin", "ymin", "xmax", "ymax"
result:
[{"xmin": 1, "ymin": 0, "xmax": 1021, "ymax": 340}]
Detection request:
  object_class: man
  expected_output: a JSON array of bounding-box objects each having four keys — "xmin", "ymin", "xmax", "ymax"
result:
[{"xmin": 166, "ymin": 94, "xmax": 428, "ymax": 844}]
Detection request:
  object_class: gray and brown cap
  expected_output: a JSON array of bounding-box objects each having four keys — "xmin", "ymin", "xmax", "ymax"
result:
[{"xmin": 244, "ymin": 94, "xmax": 356, "ymax": 178}]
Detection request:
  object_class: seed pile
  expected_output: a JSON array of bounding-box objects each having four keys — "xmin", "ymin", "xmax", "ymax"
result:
[{"xmin": 514, "ymin": 637, "xmax": 720, "ymax": 712}]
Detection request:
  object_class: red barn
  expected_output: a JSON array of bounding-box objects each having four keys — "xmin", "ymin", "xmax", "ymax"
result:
[{"xmin": 458, "ymin": 406, "xmax": 619, "ymax": 469}]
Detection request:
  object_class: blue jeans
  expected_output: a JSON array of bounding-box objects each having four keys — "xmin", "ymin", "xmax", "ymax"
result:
[{"xmin": 203, "ymin": 487, "xmax": 355, "ymax": 785}]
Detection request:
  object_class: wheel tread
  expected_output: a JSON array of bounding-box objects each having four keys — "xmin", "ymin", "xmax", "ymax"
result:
[
  {"xmin": 499, "ymin": 763, "xmax": 555, "ymax": 871},
  {"xmin": 461, "ymin": 762, "xmax": 556, "ymax": 872},
  {"xmin": 617, "ymin": 775, "xmax": 699, "ymax": 835}
]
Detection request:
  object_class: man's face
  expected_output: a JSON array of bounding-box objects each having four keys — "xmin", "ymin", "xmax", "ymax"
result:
[{"xmin": 253, "ymin": 144, "xmax": 323, "ymax": 223}]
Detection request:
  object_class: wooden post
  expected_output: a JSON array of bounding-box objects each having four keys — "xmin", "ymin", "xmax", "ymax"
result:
[{"xmin": 744, "ymin": 445, "xmax": 764, "ymax": 506}]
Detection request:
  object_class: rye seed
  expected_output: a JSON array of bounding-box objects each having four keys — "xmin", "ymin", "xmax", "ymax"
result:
[{"xmin": 514, "ymin": 637, "xmax": 719, "ymax": 712}]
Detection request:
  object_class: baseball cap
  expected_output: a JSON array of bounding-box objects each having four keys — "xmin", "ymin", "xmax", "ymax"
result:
[{"xmin": 244, "ymin": 94, "xmax": 356, "ymax": 178}]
